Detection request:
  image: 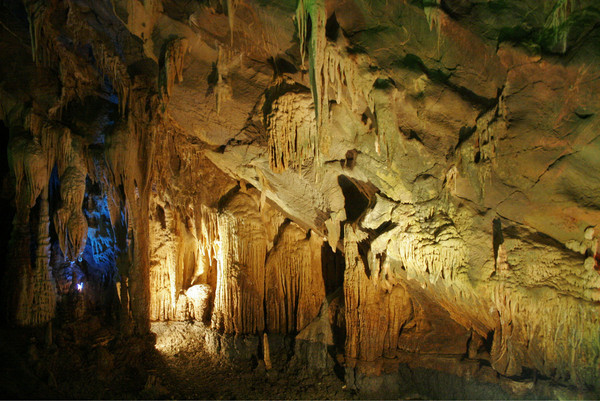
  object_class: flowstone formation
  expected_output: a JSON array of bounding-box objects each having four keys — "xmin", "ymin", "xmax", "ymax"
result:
[{"xmin": 0, "ymin": 0, "xmax": 599, "ymax": 399}]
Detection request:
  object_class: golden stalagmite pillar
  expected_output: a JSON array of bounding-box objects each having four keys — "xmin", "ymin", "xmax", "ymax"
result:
[{"xmin": 16, "ymin": 186, "xmax": 56, "ymax": 326}]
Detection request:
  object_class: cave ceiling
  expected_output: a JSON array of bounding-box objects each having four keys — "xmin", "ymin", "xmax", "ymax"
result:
[{"xmin": 0, "ymin": 0, "xmax": 599, "ymax": 394}]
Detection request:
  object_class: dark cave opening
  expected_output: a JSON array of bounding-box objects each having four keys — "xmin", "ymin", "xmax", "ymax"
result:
[
  {"xmin": 325, "ymin": 13, "xmax": 340, "ymax": 42},
  {"xmin": 79, "ymin": 177, "xmax": 120, "ymax": 316},
  {"xmin": 321, "ymin": 244, "xmax": 345, "ymax": 295},
  {"xmin": 338, "ymin": 175, "xmax": 370, "ymax": 222},
  {"xmin": 45, "ymin": 167, "xmax": 122, "ymax": 325}
]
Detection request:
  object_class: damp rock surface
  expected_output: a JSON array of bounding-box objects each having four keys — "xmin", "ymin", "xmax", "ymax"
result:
[{"xmin": 0, "ymin": 0, "xmax": 599, "ymax": 397}]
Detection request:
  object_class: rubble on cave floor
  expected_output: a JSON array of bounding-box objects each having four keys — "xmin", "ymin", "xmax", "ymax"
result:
[
  {"xmin": 0, "ymin": 319, "xmax": 357, "ymax": 400},
  {"xmin": 150, "ymin": 321, "xmax": 356, "ymax": 400}
]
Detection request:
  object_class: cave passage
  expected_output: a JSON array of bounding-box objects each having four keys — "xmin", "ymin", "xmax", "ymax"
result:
[{"xmin": 1, "ymin": 0, "xmax": 599, "ymax": 399}]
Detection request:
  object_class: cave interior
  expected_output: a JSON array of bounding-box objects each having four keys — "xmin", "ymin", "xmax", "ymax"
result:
[{"xmin": 0, "ymin": 0, "xmax": 599, "ymax": 399}]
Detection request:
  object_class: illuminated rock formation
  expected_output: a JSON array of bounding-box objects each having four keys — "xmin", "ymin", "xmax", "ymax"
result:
[{"xmin": 0, "ymin": 0, "xmax": 599, "ymax": 398}]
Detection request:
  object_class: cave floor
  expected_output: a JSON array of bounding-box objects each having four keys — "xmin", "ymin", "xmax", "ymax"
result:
[
  {"xmin": 150, "ymin": 321, "xmax": 357, "ymax": 400},
  {"xmin": 156, "ymin": 348, "xmax": 354, "ymax": 400},
  {"xmin": 0, "ymin": 319, "xmax": 358, "ymax": 400},
  {"xmin": 1, "ymin": 319, "xmax": 592, "ymax": 400}
]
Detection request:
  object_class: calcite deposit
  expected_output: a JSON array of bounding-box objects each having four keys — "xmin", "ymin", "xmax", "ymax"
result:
[{"xmin": 0, "ymin": 0, "xmax": 599, "ymax": 398}]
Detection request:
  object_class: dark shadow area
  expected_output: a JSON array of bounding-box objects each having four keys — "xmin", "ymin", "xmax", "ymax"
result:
[
  {"xmin": 321, "ymin": 244, "xmax": 345, "ymax": 294},
  {"xmin": 492, "ymin": 218, "xmax": 503, "ymax": 263},
  {"xmin": 268, "ymin": 56, "xmax": 298, "ymax": 76},
  {"xmin": 338, "ymin": 175, "xmax": 370, "ymax": 222},
  {"xmin": 156, "ymin": 204, "xmax": 167, "ymax": 230},
  {"xmin": 0, "ymin": 121, "xmax": 15, "ymax": 325},
  {"xmin": 326, "ymin": 13, "xmax": 340, "ymax": 42},
  {"xmin": 341, "ymin": 149, "xmax": 358, "ymax": 170},
  {"xmin": 0, "ymin": 323, "xmax": 161, "ymax": 399}
]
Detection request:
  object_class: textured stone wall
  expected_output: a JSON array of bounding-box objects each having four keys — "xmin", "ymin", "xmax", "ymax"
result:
[{"xmin": 0, "ymin": 0, "xmax": 598, "ymax": 394}]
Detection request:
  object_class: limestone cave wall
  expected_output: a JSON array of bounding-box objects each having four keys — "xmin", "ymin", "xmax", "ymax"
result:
[{"xmin": 0, "ymin": 0, "xmax": 599, "ymax": 396}]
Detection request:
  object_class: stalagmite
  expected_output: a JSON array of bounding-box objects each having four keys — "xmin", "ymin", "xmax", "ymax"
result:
[
  {"xmin": 8, "ymin": 125, "xmax": 58, "ymax": 326},
  {"xmin": 15, "ymin": 187, "xmax": 55, "ymax": 326},
  {"xmin": 185, "ymin": 284, "xmax": 212, "ymax": 321},
  {"xmin": 263, "ymin": 333, "xmax": 272, "ymax": 370}
]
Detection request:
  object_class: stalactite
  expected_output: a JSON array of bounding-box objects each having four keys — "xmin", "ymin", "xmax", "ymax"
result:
[
  {"xmin": 117, "ymin": 276, "xmax": 133, "ymax": 334},
  {"xmin": 7, "ymin": 115, "xmax": 94, "ymax": 325},
  {"xmin": 214, "ymin": 47, "xmax": 233, "ymax": 115},
  {"xmin": 24, "ymin": 0, "xmax": 49, "ymax": 65},
  {"xmin": 198, "ymin": 205, "xmax": 220, "ymax": 267},
  {"xmin": 295, "ymin": 2, "xmax": 382, "ymax": 164},
  {"xmin": 148, "ymin": 197, "xmax": 223, "ymax": 322},
  {"xmin": 343, "ymin": 224, "xmax": 413, "ymax": 362},
  {"xmin": 8, "ymin": 124, "xmax": 54, "ymax": 326},
  {"xmin": 146, "ymin": 188, "xmax": 323, "ymax": 335},
  {"xmin": 21, "ymin": 0, "xmax": 139, "ymax": 120},
  {"xmin": 149, "ymin": 202, "xmax": 176, "ymax": 321},
  {"xmin": 324, "ymin": 44, "xmax": 374, "ymax": 113},
  {"xmin": 57, "ymin": 166, "xmax": 88, "ymax": 259},
  {"xmin": 2, "ymin": 0, "xmax": 596, "ymax": 393},
  {"xmin": 264, "ymin": 41, "xmax": 376, "ymax": 174},
  {"xmin": 129, "ymin": 200, "xmax": 151, "ymax": 334},
  {"xmin": 423, "ymin": 0, "xmax": 443, "ymax": 52},
  {"xmin": 264, "ymin": 222, "xmax": 325, "ymax": 334},
  {"xmin": 207, "ymin": 190, "xmax": 293, "ymax": 334},
  {"xmin": 105, "ymin": 120, "xmax": 140, "ymax": 199},
  {"xmin": 368, "ymin": 205, "xmax": 468, "ymax": 285},
  {"xmin": 9, "ymin": 133, "xmax": 49, "ymax": 213},
  {"xmin": 104, "ymin": 112, "xmax": 157, "ymax": 334},
  {"xmin": 225, "ymin": 0, "xmax": 239, "ymax": 46},
  {"xmin": 266, "ymin": 91, "xmax": 317, "ymax": 173},
  {"xmin": 27, "ymin": 121, "xmax": 91, "ymax": 261},
  {"xmin": 545, "ymin": 0, "xmax": 574, "ymax": 53},
  {"xmin": 490, "ymin": 269, "xmax": 600, "ymax": 386},
  {"xmin": 357, "ymin": 192, "xmax": 600, "ymax": 386},
  {"xmin": 27, "ymin": 3, "xmax": 40, "ymax": 63},
  {"xmin": 8, "ymin": 0, "xmax": 161, "ymax": 337},
  {"xmin": 162, "ymin": 38, "xmax": 190, "ymax": 98},
  {"xmin": 212, "ymin": 192, "xmax": 268, "ymax": 333},
  {"xmin": 93, "ymin": 42, "xmax": 131, "ymax": 115},
  {"xmin": 470, "ymin": 107, "xmax": 504, "ymax": 197},
  {"xmin": 295, "ymin": 0, "xmax": 326, "ymax": 160}
]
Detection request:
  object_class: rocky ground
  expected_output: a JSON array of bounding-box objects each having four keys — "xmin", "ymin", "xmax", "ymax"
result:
[
  {"xmin": 1, "ymin": 317, "xmax": 596, "ymax": 400},
  {"xmin": 0, "ymin": 319, "xmax": 154, "ymax": 399},
  {"xmin": 0, "ymin": 319, "xmax": 360, "ymax": 400},
  {"xmin": 150, "ymin": 321, "xmax": 358, "ymax": 400}
]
